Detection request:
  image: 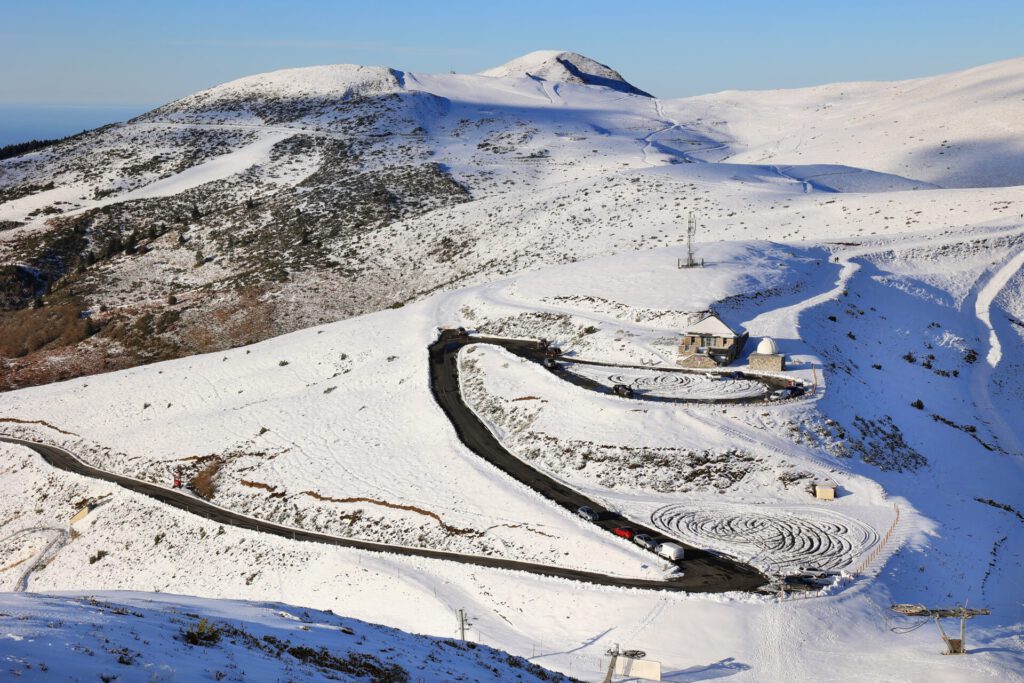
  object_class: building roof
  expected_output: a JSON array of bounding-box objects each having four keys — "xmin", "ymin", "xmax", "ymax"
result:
[
  {"xmin": 756, "ymin": 337, "xmax": 779, "ymax": 355},
  {"xmin": 685, "ymin": 314, "xmax": 740, "ymax": 337}
]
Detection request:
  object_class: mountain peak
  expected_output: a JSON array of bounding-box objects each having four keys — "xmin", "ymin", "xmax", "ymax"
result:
[{"xmin": 478, "ymin": 50, "xmax": 652, "ymax": 97}]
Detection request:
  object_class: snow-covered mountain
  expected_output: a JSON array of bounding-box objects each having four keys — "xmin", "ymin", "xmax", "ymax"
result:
[
  {"xmin": 3, "ymin": 52, "xmax": 1021, "ymax": 388},
  {"xmin": 478, "ymin": 49, "xmax": 654, "ymax": 96},
  {"xmin": 677, "ymin": 56, "xmax": 1024, "ymax": 188},
  {"xmin": 1, "ymin": 52, "xmax": 1023, "ymax": 681}
]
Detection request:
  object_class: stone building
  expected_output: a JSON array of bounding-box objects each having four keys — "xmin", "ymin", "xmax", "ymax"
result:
[
  {"xmin": 748, "ymin": 337, "xmax": 786, "ymax": 372},
  {"xmin": 677, "ymin": 314, "xmax": 748, "ymax": 368}
]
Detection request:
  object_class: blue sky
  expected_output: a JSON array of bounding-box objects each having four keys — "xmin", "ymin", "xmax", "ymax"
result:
[{"xmin": 2, "ymin": 0, "xmax": 1023, "ymax": 106}]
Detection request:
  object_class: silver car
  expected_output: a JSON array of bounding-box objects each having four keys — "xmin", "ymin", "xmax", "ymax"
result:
[{"xmin": 633, "ymin": 533, "xmax": 657, "ymax": 551}]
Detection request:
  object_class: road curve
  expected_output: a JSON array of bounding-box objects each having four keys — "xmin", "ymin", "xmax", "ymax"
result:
[
  {"xmin": 1, "ymin": 435, "xmax": 765, "ymax": 593},
  {"xmin": 0, "ymin": 330, "xmax": 768, "ymax": 594},
  {"xmin": 428, "ymin": 330, "xmax": 766, "ymax": 592}
]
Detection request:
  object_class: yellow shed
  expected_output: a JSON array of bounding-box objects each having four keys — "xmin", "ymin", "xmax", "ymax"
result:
[{"xmin": 814, "ymin": 481, "xmax": 837, "ymax": 500}]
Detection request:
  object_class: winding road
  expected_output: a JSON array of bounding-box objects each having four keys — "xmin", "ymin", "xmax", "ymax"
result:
[{"xmin": 1, "ymin": 331, "xmax": 768, "ymax": 593}]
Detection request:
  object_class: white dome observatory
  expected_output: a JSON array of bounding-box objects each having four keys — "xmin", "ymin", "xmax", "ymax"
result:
[{"xmin": 756, "ymin": 337, "xmax": 779, "ymax": 355}]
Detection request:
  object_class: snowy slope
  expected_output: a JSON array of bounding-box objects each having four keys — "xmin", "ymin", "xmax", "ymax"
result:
[
  {"xmin": 674, "ymin": 56, "xmax": 1024, "ymax": 188},
  {"xmin": 3, "ymin": 53, "xmax": 1023, "ymax": 390},
  {"xmin": 3, "ymin": 231, "xmax": 1023, "ymax": 680},
  {"xmin": 479, "ymin": 50, "xmax": 653, "ymax": 97},
  {"xmin": 0, "ymin": 592, "xmax": 572, "ymax": 682},
  {"xmin": 1, "ymin": 51, "xmax": 1024, "ymax": 682}
]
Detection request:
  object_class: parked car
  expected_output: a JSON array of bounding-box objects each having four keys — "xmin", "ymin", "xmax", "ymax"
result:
[
  {"xmin": 542, "ymin": 357, "xmax": 559, "ymax": 369},
  {"xmin": 725, "ymin": 371, "xmax": 746, "ymax": 380},
  {"xmin": 576, "ymin": 506, "xmax": 600, "ymax": 522},
  {"xmin": 769, "ymin": 388, "xmax": 796, "ymax": 401},
  {"xmin": 633, "ymin": 533, "xmax": 657, "ymax": 551},
  {"xmin": 612, "ymin": 526, "xmax": 636, "ymax": 541},
  {"xmin": 544, "ymin": 346, "xmax": 562, "ymax": 358},
  {"xmin": 455, "ymin": 326, "xmax": 469, "ymax": 337},
  {"xmin": 612, "ymin": 383, "xmax": 634, "ymax": 398},
  {"xmin": 795, "ymin": 566, "xmax": 840, "ymax": 579},
  {"xmin": 656, "ymin": 542, "xmax": 686, "ymax": 561}
]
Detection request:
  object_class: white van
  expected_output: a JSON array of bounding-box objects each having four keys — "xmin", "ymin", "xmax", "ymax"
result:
[{"xmin": 656, "ymin": 542, "xmax": 686, "ymax": 561}]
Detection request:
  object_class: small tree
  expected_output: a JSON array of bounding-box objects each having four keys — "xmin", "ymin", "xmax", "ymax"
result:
[
  {"xmin": 182, "ymin": 618, "xmax": 221, "ymax": 646},
  {"xmin": 104, "ymin": 235, "xmax": 123, "ymax": 258},
  {"xmin": 194, "ymin": 250, "xmax": 205, "ymax": 267}
]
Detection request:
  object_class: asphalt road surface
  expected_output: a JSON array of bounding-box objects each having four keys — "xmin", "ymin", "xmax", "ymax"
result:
[
  {"xmin": 428, "ymin": 330, "xmax": 766, "ymax": 592},
  {"xmin": 0, "ymin": 330, "xmax": 768, "ymax": 594}
]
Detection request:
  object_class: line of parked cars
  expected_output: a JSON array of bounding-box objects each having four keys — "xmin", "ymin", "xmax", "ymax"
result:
[{"xmin": 577, "ymin": 506, "xmax": 686, "ymax": 561}]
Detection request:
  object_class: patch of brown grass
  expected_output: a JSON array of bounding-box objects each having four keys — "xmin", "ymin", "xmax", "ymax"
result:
[
  {"xmin": 301, "ymin": 491, "xmax": 477, "ymax": 536},
  {"xmin": 240, "ymin": 479, "xmax": 286, "ymax": 498},
  {"xmin": 190, "ymin": 459, "xmax": 223, "ymax": 500},
  {"xmin": 0, "ymin": 341, "xmax": 134, "ymax": 391},
  {"xmin": 0, "ymin": 304, "xmax": 92, "ymax": 358}
]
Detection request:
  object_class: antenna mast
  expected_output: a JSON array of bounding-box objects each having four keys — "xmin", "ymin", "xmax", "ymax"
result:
[{"xmin": 678, "ymin": 212, "xmax": 702, "ymax": 268}]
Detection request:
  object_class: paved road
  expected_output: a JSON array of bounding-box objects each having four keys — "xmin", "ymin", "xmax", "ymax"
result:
[
  {"xmin": 0, "ymin": 330, "xmax": 769, "ymax": 594},
  {"xmin": 1, "ymin": 435, "xmax": 765, "ymax": 593},
  {"xmin": 428, "ymin": 331, "xmax": 766, "ymax": 592},
  {"xmin": 551, "ymin": 356, "xmax": 797, "ymax": 405}
]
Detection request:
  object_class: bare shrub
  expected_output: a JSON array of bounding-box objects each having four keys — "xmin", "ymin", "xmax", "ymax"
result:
[{"xmin": 191, "ymin": 459, "xmax": 223, "ymax": 500}]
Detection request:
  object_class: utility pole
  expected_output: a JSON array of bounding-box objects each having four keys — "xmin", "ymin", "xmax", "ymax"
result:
[{"xmin": 456, "ymin": 608, "xmax": 472, "ymax": 641}]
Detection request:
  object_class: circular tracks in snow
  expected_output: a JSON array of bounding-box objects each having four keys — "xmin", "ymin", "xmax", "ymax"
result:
[
  {"xmin": 568, "ymin": 363, "xmax": 768, "ymax": 400},
  {"xmin": 651, "ymin": 502, "xmax": 878, "ymax": 573}
]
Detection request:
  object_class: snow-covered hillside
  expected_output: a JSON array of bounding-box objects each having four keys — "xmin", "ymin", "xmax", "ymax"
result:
[
  {"xmin": 675, "ymin": 56, "xmax": 1024, "ymax": 188},
  {"xmin": 0, "ymin": 592, "xmax": 573, "ymax": 682},
  {"xmin": 3, "ymin": 230, "xmax": 1022, "ymax": 679},
  {"xmin": 3, "ymin": 51, "xmax": 1022, "ymax": 389},
  {"xmin": 1, "ymin": 51, "xmax": 1023, "ymax": 682}
]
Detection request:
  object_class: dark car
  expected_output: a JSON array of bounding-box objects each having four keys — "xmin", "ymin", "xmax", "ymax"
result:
[
  {"xmin": 612, "ymin": 383, "xmax": 634, "ymax": 398},
  {"xmin": 577, "ymin": 506, "xmax": 600, "ymax": 522},
  {"xmin": 612, "ymin": 526, "xmax": 636, "ymax": 540},
  {"xmin": 544, "ymin": 346, "xmax": 562, "ymax": 358},
  {"xmin": 769, "ymin": 388, "xmax": 796, "ymax": 401},
  {"xmin": 726, "ymin": 371, "xmax": 746, "ymax": 380}
]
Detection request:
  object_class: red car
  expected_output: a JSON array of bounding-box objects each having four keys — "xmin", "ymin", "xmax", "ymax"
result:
[{"xmin": 612, "ymin": 527, "xmax": 635, "ymax": 540}]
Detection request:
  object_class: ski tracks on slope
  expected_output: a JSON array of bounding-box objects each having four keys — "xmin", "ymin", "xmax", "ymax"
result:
[
  {"xmin": 639, "ymin": 99, "xmax": 681, "ymax": 167},
  {"xmin": 968, "ymin": 241, "xmax": 1024, "ymax": 455},
  {"xmin": 974, "ymin": 244, "xmax": 1024, "ymax": 368}
]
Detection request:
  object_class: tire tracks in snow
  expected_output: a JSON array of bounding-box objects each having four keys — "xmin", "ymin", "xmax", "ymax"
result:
[{"xmin": 0, "ymin": 526, "xmax": 70, "ymax": 592}]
